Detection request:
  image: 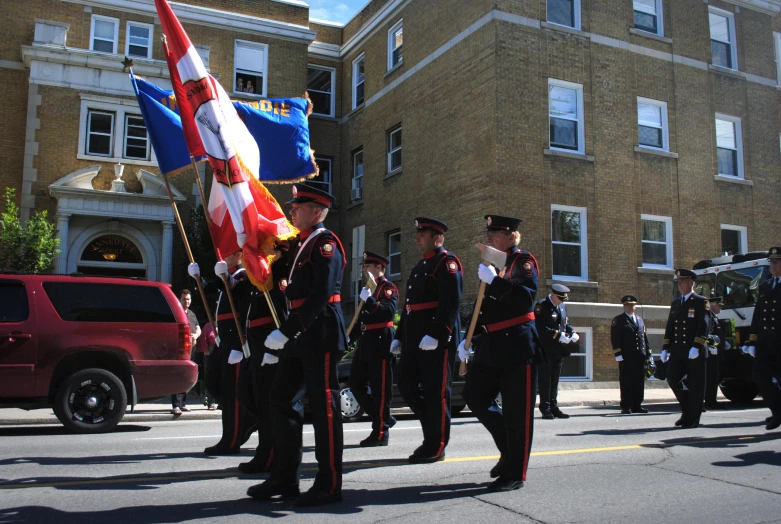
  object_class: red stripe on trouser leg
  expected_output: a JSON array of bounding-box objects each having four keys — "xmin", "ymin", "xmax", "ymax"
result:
[
  {"xmin": 324, "ymin": 352, "xmax": 337, "ymax": 495},
  {"xmin": 229, "ymin": 361, "xmax": 241, "ymax": 449},
  {"xmin": 436, "ymin": 348, "xmax": 448, "ymax": 457},
  {"xmin": 378, "ymin": 360, "xmax": 387, "ymax": 440},
  {"xmin": 522, "ymin": 364, "xmax": 531, "ymax": 481}
]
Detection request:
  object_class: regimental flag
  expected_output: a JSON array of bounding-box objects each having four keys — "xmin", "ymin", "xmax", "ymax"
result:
[{"xmin": 154, "ymin": 0, "xmax": 296, "ymax": 289}]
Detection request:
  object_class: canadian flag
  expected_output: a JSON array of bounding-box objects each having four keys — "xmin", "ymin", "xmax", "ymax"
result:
[{"xmin": 154, "ymin": 0, "xmax": 295, "ymax": 288}]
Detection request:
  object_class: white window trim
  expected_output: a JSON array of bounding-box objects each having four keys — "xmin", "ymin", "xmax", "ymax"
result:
[
  {"xmin": 640, "ymin": 214, "xmax": 674, "ymax": 270},
  {"xmin": 77, "ymin": 95, "xmax": 157, "ymax": 167},
  {"xmin": 307, "ymin": 64, "xmax": 336, "ymax": 117},
  {"xmin": 90, "ymin": 14, "xmax": 119, "ymax": 55},
  {"xmin": 123, "ymin": 113, "xmax": 151, "ymax": 161},
  {"xmin": 387, "ymin": 19, "xmax": 403, "ymax": 71},
  {"xmin": 715, "ymin": 113, "xmax": 744, "ymax": 179},
  {"xmin": 125, "ymin": 20, "xmax": 154, "ymax": 60},
  {"xmin": 560, "ymin": 326, "xmax": 592, "ymax": 381},
  {"xmin": 387, "ymin": 230, "xmax": 401, "ymax": 278},
  {"xmin": 637, "ymin": 97, "xmax": 669, "ymax": 152},
  {"xmin": 708, "ymin": 6, "xmax": 738, "ymax": 71},
  {"xmin": 547, "ymin": 0, "xmax": 582, "ymax": 31},
  {"xmin": 313, "ymin": 156, "xmax": 333, "ymax": 194},
  {"xmin": 233, "ymin": 40, "xmax": 268, "ymax": 98},
  {"xmin": 352, "ymin": 52, "xmax": 365, "ymax": 110},
  {"xmin": 351, "ymin": 148, "xmax": 364, "ymax": 200},
  {"xmin": 548, "ymin": 78, "xmax": 585, "ymax": 155},
  {"xmin": 774, "ymin": 32, "xmax": 781, "ymax": 86},
  {"xmin": 551, "ymin": 204, "xmax": 588, "ymax": 282},
  {"xmin": 387, "ymin": 125, "xmax": 402, "ymax": 174},
  {"xmin": 720, "ymin": 224, "xmax": 748, "ymax": 255},
  {"xmin": 633, "ymin": 0, "xmax": 663, "ymax": 36}
]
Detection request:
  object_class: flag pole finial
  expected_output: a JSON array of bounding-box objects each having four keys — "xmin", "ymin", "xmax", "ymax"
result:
[{"xmin": 121, "ymin": 56, "xmax": 134, "ymax": 73}]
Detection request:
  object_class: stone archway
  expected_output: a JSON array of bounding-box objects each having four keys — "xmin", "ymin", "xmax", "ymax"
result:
[{"xmin": 67, "ymin": 221, "xmax": 158, "ymax": 281}]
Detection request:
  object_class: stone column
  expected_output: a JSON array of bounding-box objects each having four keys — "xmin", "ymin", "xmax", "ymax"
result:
[
  {"xmin": 161, "ymin": 221, "xmax": 174, "ymax": 283},
  {"xmin": 54, "ymin": 213, "xmax": 71, "ymax": 274}
]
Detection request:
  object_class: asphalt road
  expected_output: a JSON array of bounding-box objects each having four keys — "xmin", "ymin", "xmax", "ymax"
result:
[{"xmin": 0, "ymin": 404, "xmax": 779, "ymax": 523}]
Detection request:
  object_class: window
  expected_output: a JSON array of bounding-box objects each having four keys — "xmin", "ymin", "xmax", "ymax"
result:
[
  {"xmin": 551, "ymin": 205, "xmax": 587, "ymax": 280},
  {"xmin": 641, "ymin": 215, "xmax": 673, "ymax": 269},
  {"xmin": 79, "ymin": 95, "xmax": 156, "ymax": 165},
  {"xmin": 352, "ymin": 53, "xmax": 365, "ymax": 110},
  {"xmin": 234, "ymin": 40, "xmax": 267, "ymax": 97},
  {"xmin": 307, "ymin": 65, "xmax": 335, "ymax": 117},
  {"xmin": 311, "ymin": 156, "xmax": 332, "ymax": 194},
  {"xmin": 0, "ymin": 282, "xmax": 28, "ymax": 323},
  {"xmin": 87, "ymin": 110, "xmax": 115, "ymax": 157},
  {"xmin": 387, "ymin": 231, "xmax": 401, "ymax": 278},
  {"xmin": 715, "ymin": 115, "xmax": 743, "ymax": 178},
  {"xmin": 124, "ymin": 115, "xmax": 150, "ymax": 160},
  {"xmin": 775, "ymin": 33, "xmax": 781, "ymax": 86},
  {"xmin": 126, "ymin": 21, "xmax": 153, "ymax": 59},
  {"xmin": 547, "ymin": 0, "xmax": 580, "ymax": 29},
  {"xmin": 43, "ymin": 283, "xmax": 175, "ymax": 323},
  {"xmin": 720, "ymin": 224, "xmax": 747, "ymax": 255},
  {"xmin": 351, "ymin": 148, "xmax": 363, "ymax": 201},
  {"xmin": 387, "ymin": 125, "xmax": 402, "ymax": 173},
  {"xmin": 709, "ymin": 8, "xmax": 737, "ymax": 70},
  {"xmin": 634, "ymin": 0, "xmax": 662, "ymax": 35},
  {"xmin": 90, "ymin": 15, "xmax": 118, "ymax": 54},
  {"xmin": 637, "ymin": 98, "xmax": 668, "ymax": 151},
  {"xmin": 388, "ymin": 19, "xmax": 403, "ymax": 70},
  {"xmin": 548, "ymin": 79, "xmax": 584, "ymax": 154},
  {"xmin": 561, "ymin": 327, "xmax": 592, "ymax": 380}
]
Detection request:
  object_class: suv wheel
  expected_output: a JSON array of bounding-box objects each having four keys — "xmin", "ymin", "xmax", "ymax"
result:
[
  {"xmin": 53, "ymin": 368, "xmax": 127, "ymax": 433},
  {"xmin": 339, "ymin": 383, "xmax": 364, "ymax": 421}
]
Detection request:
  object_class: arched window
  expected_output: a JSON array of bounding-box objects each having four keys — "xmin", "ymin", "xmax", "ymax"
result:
[{"xmin": 78, "ymin": 234, "xmax": 147, "ymax": 278}]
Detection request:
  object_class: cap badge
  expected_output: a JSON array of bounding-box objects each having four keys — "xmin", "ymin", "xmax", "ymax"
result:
[
  {"xmin": 292, "ymin": 186, "xmax": 298, "ymax": 196},
  {"xmin": 487, "ymin": 217, "xmax": 492, "ymax": 226}
]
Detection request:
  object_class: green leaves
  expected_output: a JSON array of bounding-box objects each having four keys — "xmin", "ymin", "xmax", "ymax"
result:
[{"xmin": 0, "ymin": 188, "xmax": 60, "ymax": 273}]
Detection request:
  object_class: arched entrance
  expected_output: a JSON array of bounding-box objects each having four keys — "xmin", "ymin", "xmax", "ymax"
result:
[{"xmin": 77, "ymin": 234, "xmax": 147, "ymax": 278}]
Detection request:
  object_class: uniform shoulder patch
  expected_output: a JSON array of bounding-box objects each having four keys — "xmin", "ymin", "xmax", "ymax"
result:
[
  {"xmin": 535, "ymin": 304, "xmax": 542, "ymax": 314},
  {"xmin": 447, "ymin": 260, "xmax": 458, "ymax": 274},
  {"xmin": 522, "ymin": 261, "xmax": 533, "ymax": 276},
  {"xmin": 611, "ymin": 318, "xmax": 617, "ymax": 327},
  {"xmin": 278, "ymin": 278, "xmax": 288, "ymax": 291},
  {"xmin": 385, "ymin": 288, "xmax": 394, "ymax": 298},
  {"xmin": 320, "ymin": 241, "xmax": 336, "ymax": 257}
]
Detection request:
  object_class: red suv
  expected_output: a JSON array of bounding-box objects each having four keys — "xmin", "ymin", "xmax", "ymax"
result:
[{"xmin": 0, "ymin": 274, "xmax": 198, "ymax": 433}]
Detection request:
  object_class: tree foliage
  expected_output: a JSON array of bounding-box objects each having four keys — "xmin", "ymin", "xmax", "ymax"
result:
[{"xmin": 0, "ymin": 188, "xmax": 60, "ymax": 273}]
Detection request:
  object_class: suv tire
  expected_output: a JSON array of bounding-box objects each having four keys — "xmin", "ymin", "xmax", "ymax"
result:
[{"xmin": 53, "ymin": 368, "xmax": 128, "ymax": 433}]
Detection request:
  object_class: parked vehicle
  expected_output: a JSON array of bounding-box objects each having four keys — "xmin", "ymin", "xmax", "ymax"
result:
[{"xmin": 0, "ymin": 273, "xmax": 198, "ymax": 433}]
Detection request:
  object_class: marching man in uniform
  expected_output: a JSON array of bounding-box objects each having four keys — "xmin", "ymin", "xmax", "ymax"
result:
[
  {"xmin": 611, "ymin": 295, "xmax": 652, "ymax": 414},
  {"xmin": 704, "ymin": 295, "xmax": 726, "ymax": 410},
  {"xmin": 393, "ymin": 217, "xmax": 463, "ymax": 464}
]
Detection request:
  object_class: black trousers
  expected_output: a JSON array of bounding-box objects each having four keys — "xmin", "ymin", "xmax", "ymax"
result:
[
  {"xmin": 704, "ymin": 353, "xmax": 723, "ymax": 406},
  {"xmin": 752, "ymin": 348, "xmax": 781, "ymax": 417},
  {"xmin": 667, "ymin": 356, "xmax": 706, "ymax": 426},
  {"xmin": 464, "ymin": 361, "xmax": 537, "ymax": 482},
  {"xmin": 206, "ymin": 345, "xmax": 255, "ymax": 449},
  {"xmin": 618, "ymin": 359, "xmax": 646, "ymax": 410},
  {"xmin": 538, "ymin": 356, "xmax": 564, "ymax": 413},
  {"xmin": 237, "ymin": 352, "xmax": 278, "ymax": 467},
  {"xmin": 171, "ymin": 392, "xmax": 187, "ymax": 409},
  {"xmin": 350, "ymin": 356, "xmax": 393, "ymax": 440},
  {"xmin": 270, "ymin": 351, "xmax": 343, "ymax": 495},
  {"xmin": 397, "ymin": 347, "xmax": 454, "ymax": 456}
]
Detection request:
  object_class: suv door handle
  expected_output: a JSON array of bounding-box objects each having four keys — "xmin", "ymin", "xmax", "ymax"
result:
[{"xmin": 1, "ymin": 333, "xmax": 32, "ymax": 343}]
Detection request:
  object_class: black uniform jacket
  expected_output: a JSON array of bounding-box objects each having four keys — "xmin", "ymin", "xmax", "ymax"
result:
[
  {"xmin": 203, "ymin": 265, "xmax": 252, "ymax": 351},
  {"xmin": 350, "ymin": 275, "xmax": 399, "ymax": 361},
  {"xmin": 279, "ymin": 223, "xmax": 347, "ymax": 357},
  {"xmin": 534, "ymin": 296, "xmax": 574, "ymax": 360},
  {"xmin": 395, "ymin": 246, "xmax": 463, "ymax": 352},
  {"xmin": 246, "ymin": 255, "xmax": 289, "ymax": 357},
  {"xmin": 611, "ymin": 313, "xmax": 651, "ymax": 361},
  {"xmin": 471, "ymin": 247, "xmax": 544, "ymax": 365},
  {"xmin": 662, "ymin": 293, "xmax": 710, "ymax": 360},
  {"xmin": 749, "ymin": 278, "xmax": 781, "ymax": 352}
]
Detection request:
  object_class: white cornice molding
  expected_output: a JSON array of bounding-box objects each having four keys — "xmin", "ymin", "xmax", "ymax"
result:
[
  {"xmin": 308, "ymin": 40, "xmax": 341, "ymax": 59},
  {"xmin": 721, "ymin": 0, "xmax": 781, "ymax": 14},
  {"xmin": 22, "ymin": 44, "xmax": 171, "ymax": 78},
  {"xmin": 62, "ymin": 0, "xmax": 317, "ymax": 44}
]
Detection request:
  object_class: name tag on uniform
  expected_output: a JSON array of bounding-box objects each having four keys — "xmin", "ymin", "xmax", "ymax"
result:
[{"xmin": 688, "ymin": 308, "xmax": 695, "ymax": 318}]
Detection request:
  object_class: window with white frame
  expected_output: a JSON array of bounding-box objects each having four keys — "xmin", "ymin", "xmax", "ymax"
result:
[
  {"xmin": 90, "ymin": 15, "xmax": 118, "ymax": 54},
  {"xmin": 709, "ymin": 8, "xmax": 737, "ymax": 70},
  {"xmin": 351, "ymin": 148, "xmax": 363, "ymax": 201},
  {"xmin": 634, "ymin": 0, "xmax": 662, "ymax": 35},
  {"xmin": 637, "ymin": 98, "xmax": 668, "ymax": 151},
  {"xmin": 79, "ymin": 96, "xmax": 157, "ymax": 165},
  {"xmin": 234, "ymin": 40, "xmax": 267, "ymax": 97},
  {"xmin": 352, "ymin": 53, "xmax": 365, "ymax": 109},
  {"xmin": 548, "ymin": 79, "xmax": 584, "ymax": 154},
  {"xmin": 387, "ymin": 125, "xmax": 402, "ymax": 173},
  {"xmin": 551, "ymin": 205, "xmax": 587, "ymax": 280},
  {"xmin": 775, "ymin": 33, "xmax": 781, "ymax": 86},
  {"xmin": 561, "ymin": 326, "xmax": 592, "ymax": 380},
  {"xmin": 307, "ymin": 65, "xmax": 335, "ymax": 117},
  {"xmin": 126, "ymin": 21, "xmax": 153, "ymax": 59},
  {"xmin": 715, "ymin": 115, "xmax": 743, "ymax": 178},
  {"xmin": 387, "ymin": 230, "xmax": 401, "ymax": 278},
  {"xmin": 87, "ymin": 110, "xmax": 115, "ymax": 157},
  {"xmin": 311, "ymin": 157, "xmax": 332, "ymax": 194},
  {"xmin": 641, "ymin": 215, "xmax": 673, "ymax": 268},
  {"xmin": 124, "ymin": 114, "xmax": 150, "ymax": 160},
  {"xmin": 720, "ymin": 224, "xmax": 747, "ymax": 255},
  {"xmin": 547, "ymin": 0, "xmax": 580, "ymax": 29},
  {"xmin": 388, "ymin": 19, "xmax": 403, "ymax": 70}
]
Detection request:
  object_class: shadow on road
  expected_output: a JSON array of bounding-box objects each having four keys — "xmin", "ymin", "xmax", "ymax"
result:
[
  {"xmin": 0, "ymin": 450, "xmax": 243, "ymax": 467},
  {"xmin": 0, "ymin": 425, "xmax": 151, "ymax": 438},
  {"xmin": 711, "ymin": 447, "xmax": 781, "ymax": 468},
  {"xmin": 557, "ymin": 420, "xmax": 768, "ymax": 438},
  {"xmin": 652, "ymin": 431, "xmax": 781, "ymax": 451}
]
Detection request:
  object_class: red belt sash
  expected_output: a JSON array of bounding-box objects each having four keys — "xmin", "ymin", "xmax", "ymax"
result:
[
  {"xmin": 406, "ymin": 301, "xmax": 439, "ymax": 313},
  {"xmin": 485, "ymin": 312, "xmax": 535, "ymax": 333},
  {"xmin": 248, "ymin": 316, "xmax": 274, "ymax": 328},
  {"xmin": 362, "ymin": 321, "xmax": 394, "ymax": 331},
  {"xmin": 217, "ymin": 313, "xmax": 234, "ymax": 321},
  {"xmin": 290, "ymin": 294, "xmax": 340, "ymax": 310}
]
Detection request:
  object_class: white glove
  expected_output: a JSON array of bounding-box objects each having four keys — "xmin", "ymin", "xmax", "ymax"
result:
[
  {"xmin": 478, "ymin": 264, "xmax": 497, "ymax": 285},
  {"xmin": 347, "ymin": 335, "xmax": 351, "ymax": 344},
  {"xmin": 708, "ymin": 345, "xmax": 718, "ymax": 356},
  {"xmin": 615, "ymin": 355, "xmax": 623, "ymax": 362},
  {"xmin": 419, "ymin": 335, "xmax": 438, "ymax": 350},
  {"xmin": 745, "ymin": 346, "xmax": 756, "ymax": 358},
  {"xmin": 725, "ymin": 340, "xmax": 731, "ymax": 351},
  {"xmin": 261, "ymin": 352, "xmax": 279, "ymax": 366},
  {"xmin": 359, "ymin": 287, "xmax": 372, "ymax": 302},
  {"xmin": 688, "ymin": 347, "xmax": 699, "ymax": 359},
  {"xmin": 188, "ymin": 262, "xmax": 201, "ymax": 278},
  {"xmin": 228, "ymin": 350, "xmax": 243, "ymax": 364},
  {"xmin": 457, "ymin": 339, "xmax": 469, "ymax": 363},
  {"xmin": 570, "ymin": 332, "xmax": 580, "ymax": 343},
  {"xmin": 264, "ymin": 329, "xmax": 289, "ymax": 350},
  {"xmin": 390, "ymin": 339, "xmax": 402, "ymax": 355},
  {"xmin": 661, "ymin": 350, "xmax": 670, "ymax": 363},
  {"xmin": 214, "ymin": 260, "xmax": 229, "ymax": 277},
  {"xmin": 242, "ymin": 341, "xmax": 251, "ymax": 359},
  {"xmin": 559, "ymin": 334, "xmax": 572, "ymax": 344}
]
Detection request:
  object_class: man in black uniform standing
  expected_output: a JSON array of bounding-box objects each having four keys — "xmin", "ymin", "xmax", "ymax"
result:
[
  {"xmin": 461, "ymin": 215, "xmax": 543, "ymax": 492},
  {"xmin": 535, "ymin": 285, "xmax": 578, "ymax": 419},
  {"xmin": 393, "ymin": 217, "xmax": 463, "ymax": 464},
  {"xmin": 704, "ymin": 296, "xmax": 726, "ymax": 410},
  {"xmin": 611, "ymin": 295, "xmax": 652, "ymax": 414},
  {"xmin": 661, "ymin": 268, "xmax": 710, "ymax": 429},
  {"xmin": 349, "ymin": 251, "xmax": 399, "ymax": 447},
  {"xmin": 247, "ymin": 184, "xmax": 347, "ymax": 507}
]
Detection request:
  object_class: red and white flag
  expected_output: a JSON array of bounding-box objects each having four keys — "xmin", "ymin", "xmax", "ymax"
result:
[{"xmin": 154, "ymin": 0, "xmax": 295, "ymax": 288}]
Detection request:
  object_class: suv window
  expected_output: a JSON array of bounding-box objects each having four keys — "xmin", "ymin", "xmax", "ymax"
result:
[
  {"xmin": 43, "ymin": 282, "xmax": 175, "ymax": 322},
  {"xmin": 0, "ymin": 281, "xmax": 29, "ymax": 322}
]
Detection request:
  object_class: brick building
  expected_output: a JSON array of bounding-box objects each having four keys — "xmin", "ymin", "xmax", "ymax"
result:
[{"xmin": 3, "ymin": 0, "xmax": 781, "ymax": 382}]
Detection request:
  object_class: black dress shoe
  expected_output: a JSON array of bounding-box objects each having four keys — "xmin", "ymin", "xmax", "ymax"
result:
[
  {"xmin": 541, "ymin": 412, "xmax": 554, "ymax": 420},
  {"xmin": 680, "ymin": 422, "xmax": 699, "ymax": 429},
  {"xmin": 360, "ymin": 434, "xmax": 389, "ymax": 447},
  {"xmin": 487, "ymin": 477, "xmax": 524, "ymax": 492},
  {"xmin": 247, "ymin": 479, "xmax": 300, "ymax": 500},
  {"xmin": 674, "ymin": 418, "xmax": 684, "ymax": 427},
  {"xmin": 766, "ymin": 416, "xmax": 773, "ymax": 423},
  {"xmin": 204, "ymin": 445, "xmax": 240, "ymax": 455},
  {"xmin": 552, "ymin": 409, "xmax": 570, "ymax": 419},
  {"xmin": 621, "ymin": 409, "xmax": 631, "ymax": 415},
  {"xmin": 388, "ymin": 417, "xmax": 397, "ymax": 428},
  {"xmin": 409, "ymin": 450, "xmax": 445, "ymax": 464},
  {"xmin": 238, "ymin": 458, "xmax": 273, "ymax": 474},
  {"xmin": 295, "ymin": 488, "xmax": 343, "ymax": 507},
  {"xmin": 766, "ymin": 415, "xmax": 781, "ymax": 431},
  {"xmin": 632, "ymin": 407, "xmax": 649, "ymax": 414},
  {"xmin": 490, "ymin": 456, "xmax": 504, "ymax": 478}
]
